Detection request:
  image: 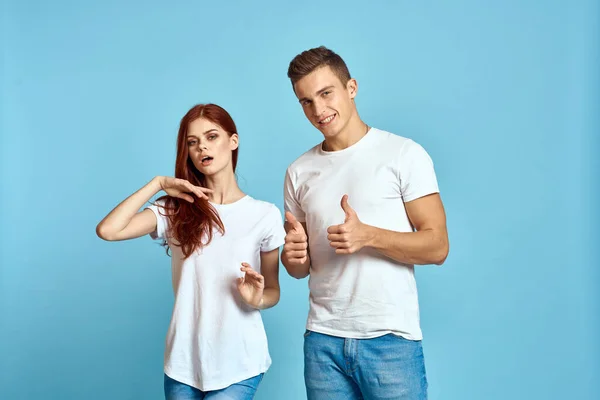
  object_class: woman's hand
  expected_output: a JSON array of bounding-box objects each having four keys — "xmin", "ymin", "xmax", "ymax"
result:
[
  {"xmin": 237, "ymin": 263, "xmax": 265, "ymax": 309},
  {"xmin": 157, "ymin": 176, "xmax": 213, "ymax": 202}
]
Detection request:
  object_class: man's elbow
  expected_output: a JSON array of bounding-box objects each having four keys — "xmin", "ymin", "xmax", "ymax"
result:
[
  {"xmin": 288, "ymin": 268, "xmax": 309, "ymax": 280},
  {"xmin": 432, "ymin": 241, "xmax": 449, "ymax": 265},
  {"xmin": 283, "ymin": 263, "xmax": 309, "ymax": 279}
]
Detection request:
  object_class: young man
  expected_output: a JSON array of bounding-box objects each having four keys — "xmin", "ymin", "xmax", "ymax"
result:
[{"xmin": 282, "ymin": 46, "xmax": 449, "ymax": 400}]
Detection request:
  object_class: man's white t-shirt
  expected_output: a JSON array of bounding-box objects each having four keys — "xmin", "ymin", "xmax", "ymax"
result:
[
  {"xmin": 147, "ymin": 195, "xmax": 285, "ymax": 391},
  {"xmin": 284, "ymin": 128, "xmax": 439, "ymax": 340}
]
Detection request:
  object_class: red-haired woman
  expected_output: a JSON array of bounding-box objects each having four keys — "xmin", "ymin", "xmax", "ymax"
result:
[{"xmin": 96, "ymin": 104, "xmax": 285, "ymax": 400}]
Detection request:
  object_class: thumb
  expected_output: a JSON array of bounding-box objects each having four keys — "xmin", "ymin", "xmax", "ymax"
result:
[
  {"xmin": 341, "ymin": 195, "xmax": 357, "ymax": 221},
  {"xmin": 285, "ymin": 211, "xmax": 303, "ymax": 231}
]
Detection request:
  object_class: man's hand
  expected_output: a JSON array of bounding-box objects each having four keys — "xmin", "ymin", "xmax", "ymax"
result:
[
  {"xmin": 327, "ymin": 195, "xmax": 373, "ymax": 255},
  {"xmin": 283, "ymin": 212, "xmax": 309, "ymax": 264}
]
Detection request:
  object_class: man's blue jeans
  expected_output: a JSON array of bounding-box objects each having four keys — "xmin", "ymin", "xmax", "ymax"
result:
[{"xmin": 304, "ymin": 330, "xmax": 428, "ymax": 399}]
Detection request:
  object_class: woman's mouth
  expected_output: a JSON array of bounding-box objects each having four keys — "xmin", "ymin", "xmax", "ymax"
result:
[{"xmin": 201, "ymin": 156, "xmax": 213, "ymax": 166}]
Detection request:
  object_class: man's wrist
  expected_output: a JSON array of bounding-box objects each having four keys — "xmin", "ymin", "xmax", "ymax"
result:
[{"xmin": 363, "ymin": 224, "xmax": 379, "ymax": 249}]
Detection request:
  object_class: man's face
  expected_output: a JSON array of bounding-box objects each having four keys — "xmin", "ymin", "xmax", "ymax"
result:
[{"xmin": 293, "ymin": 66, "xmax": 357, "ymax": 139}]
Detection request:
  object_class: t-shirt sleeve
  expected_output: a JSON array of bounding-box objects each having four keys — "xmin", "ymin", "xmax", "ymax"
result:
[
  {"xmin": 283, "ymin": 167, "xmax": 306, "ymax": 222},
  {"xmin": 261, "ymin": 204, "xmax": 286, "ymax": 253},
  {"xmin": 145, "ymin": 200, "xmax": 168, "ymax": 241},
  {"xmin": 398, "ymin": 140, "xmax": 440, "ymax": 202}
]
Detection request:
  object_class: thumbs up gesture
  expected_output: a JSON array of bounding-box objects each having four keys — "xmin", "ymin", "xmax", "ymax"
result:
[
  {"xmin": 327, "ymin": 195, "xmax": 370, "ymax": 255},
  {"xmin": 284, "ymin": 211, "xmax": 309, "ymax": 265}
]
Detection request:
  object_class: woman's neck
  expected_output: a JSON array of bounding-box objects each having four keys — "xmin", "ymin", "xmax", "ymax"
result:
[{"xmin": 204, "ymin": 169, "xmax": 244, "ymax": 204}]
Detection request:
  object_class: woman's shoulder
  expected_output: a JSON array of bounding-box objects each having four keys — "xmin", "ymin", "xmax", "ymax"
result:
[{"xmin": 242, "ymin": 196, "xmax": 282, "ymax": 217}]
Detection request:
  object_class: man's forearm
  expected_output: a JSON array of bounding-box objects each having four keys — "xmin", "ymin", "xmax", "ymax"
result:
[
  {"xmin": 281, "ymin": 253, "xmax": 311, "ymax": 279},
  {"xmin": 365, "ymin": 225, "xmax": 448, "ymax": 265}
]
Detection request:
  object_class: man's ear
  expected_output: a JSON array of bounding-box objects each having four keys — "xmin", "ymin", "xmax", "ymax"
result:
[{"xmin": 347, "ymin": 78, "xmax": 358, "ymax": 99}]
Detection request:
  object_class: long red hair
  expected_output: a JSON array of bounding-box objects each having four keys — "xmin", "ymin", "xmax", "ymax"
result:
[{"xmin": 157, "ymin": 104, "xmax": 239, "ymax": 258}]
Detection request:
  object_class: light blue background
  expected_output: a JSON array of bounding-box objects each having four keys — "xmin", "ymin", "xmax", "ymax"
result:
[{"xmin": 2, "ymin": 1, "xmax": 598, "ymax": 399}]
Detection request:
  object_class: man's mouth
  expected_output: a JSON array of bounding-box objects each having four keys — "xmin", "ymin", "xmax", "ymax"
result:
[{"xmin": 318, "ymin": 113, "xmax": 336, "ymax": 126}]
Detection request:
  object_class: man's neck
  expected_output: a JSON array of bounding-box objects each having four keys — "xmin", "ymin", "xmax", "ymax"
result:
[{"xmin": 323, "ymin": 117, "xmax": 369, "ymax": 152}]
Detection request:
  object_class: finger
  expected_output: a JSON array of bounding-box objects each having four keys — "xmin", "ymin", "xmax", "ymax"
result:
[
  {"xmin": 177, "ymin": 194, "xmax": 195, "ymax": 203},
  {"xmin": 285, "ymin": 211, "xmax": 304, "ymax": 231},
  {"xmin": 241, "ymin": 267, "xmax": 260, "ymax": 277},
  {"xmin": 175, "ymin": 181, "xmax": 197, "ymax": 199},
  {"xmin": 286, "ymin": 231, "xmax": 308, "ymax": 241},
  {"xmin": 285, "ymin": 233, "xmax": 308, "ymax": 244},
  {"xmin": 247, "ymin": 272, "xmax": 264, "ymax": 282},
  {"xmin": 242, "ymin": 273, "xmax": 264, "ymax": 288},
  {"xmin": 195, "ymin": 186, "xmax": 209, "ymax": 198},
  {"xmin": 182, "ymin": 180, "xmax": 197, "ymax": 192},
  {"xmin": 241, "ymin": 262, "xmax": 251, "ymax": 268},
  {"xmin": 335, "ymin": 248, "xmax": 354, "ymax": 255},
  {"xmin": 242, "ymin": 270, "xmax": 259, "ymax": 279},
  {"xmin": 284, "ymin": 246, "xmax": 307, "ymax": 255},
  {"xmin": 184, "ymin": 181, "xmax": 200, "ymax": 195},
  {"xmin": 327, "ymin": 224, "xmax": 345, "ymax": 234},
  {"xmin": 284, "ymin": 242, "xmax": 308, "ymax": 252},
  {"xmin": 290, "ymin": 256, "xmax": 308, "ymax": 264},
  {"xmin": 284, "ymin": 246, "xmax": 306, "ymax": 256},
  {"xmin": 194, "ymin": 187, "xmax": 210, "ymax": 199},
  {"xmin": 327, "ymin": 233, "xmax": 346, "ymax": 242},
  {"xmin": 286, "ymin": 250, "xmax": 307, "ymax": 259},
  {"xmin": 285, "ymin": 211, "xmax": 298, "ymax": 225},
  {"xmin": 242, "ymin": 263, "xmax": 257, "ymax": 272},
  {"xmin": 199, "ymin": 187, "xmax": 214, "ymax": 193},
  {"xmin": 176, "ymin": 178, "xmax": 190, "ymax": 188},
  {"xmin": 340, "ymin": 195, "xmax": 357, "ymax": 220},
  {"xmin": 329, "ymin": 241, "xmax": 350, "ymax": 249},
  {"xmin": 194, "ymin": 188, "xmax": 208, "ymax": 200}
]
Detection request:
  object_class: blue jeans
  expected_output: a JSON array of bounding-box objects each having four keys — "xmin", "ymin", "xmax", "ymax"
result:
[
  {"xmin": 304, "ymin": 330, "xmax": 428, "ymax": 400},
  {"xmin": 164, "ymin": 373, "xmax": 263, "ymax": 400}
]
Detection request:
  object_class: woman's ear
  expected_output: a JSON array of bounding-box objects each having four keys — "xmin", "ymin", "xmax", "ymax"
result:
[{"xmin": 230, "ymin": 133, "xmax": 239, "ymax": 151}]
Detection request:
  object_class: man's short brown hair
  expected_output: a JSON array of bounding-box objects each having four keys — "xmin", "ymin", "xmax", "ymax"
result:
[{"xmin": 287, "ymin": 46, "xmax": 351, "ymax": 87}]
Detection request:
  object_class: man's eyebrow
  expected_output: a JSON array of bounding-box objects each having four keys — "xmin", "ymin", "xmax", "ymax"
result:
[{"xmin": 298, "ymin": 85, "xmax": 335, "ymax": 103}]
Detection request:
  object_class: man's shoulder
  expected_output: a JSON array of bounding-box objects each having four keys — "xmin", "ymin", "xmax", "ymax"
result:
[
  {"xmin": 286, "ymin": 143, "xmax": 321, "ymax": 174},
  {"xmin": 372, "ymin": 129, "xmax": 435, "ymax": 164},
  {"xmin": 368, "ymin": 129, "xmax": 435, "ymax": 173},
  {"xmin": 371, "ymin": 127, "xmax": 415, "ymax": 149}
]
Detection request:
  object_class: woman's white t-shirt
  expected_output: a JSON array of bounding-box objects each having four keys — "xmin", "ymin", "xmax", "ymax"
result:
[{"xmin": 146, "ymin": 195, "xmax": 285, "ymax": 391}]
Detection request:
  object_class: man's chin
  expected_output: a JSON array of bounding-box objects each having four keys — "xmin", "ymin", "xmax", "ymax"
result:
[{"xmin": 319, "ymin": 128, "xmax": 340, "ymax": 139}]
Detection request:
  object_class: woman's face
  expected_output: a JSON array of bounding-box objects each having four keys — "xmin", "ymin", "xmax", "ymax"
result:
[{"xmin": 186, "ymin": 117, "xmax": 238, "ymax": 177}]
